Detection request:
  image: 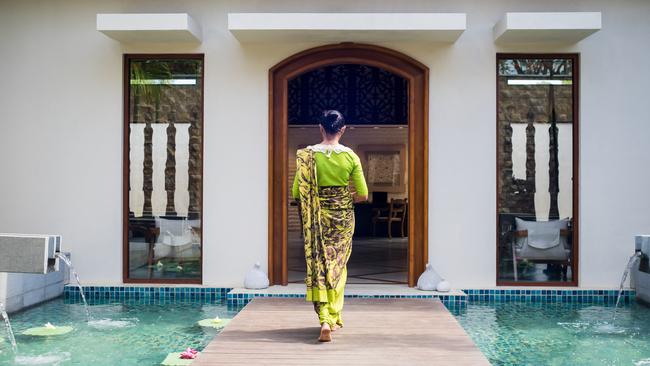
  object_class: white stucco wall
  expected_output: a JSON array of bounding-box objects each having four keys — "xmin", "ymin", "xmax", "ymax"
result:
[{"xmin": 0, "ymin": 0, "xmax": 648, "ymax": 288}]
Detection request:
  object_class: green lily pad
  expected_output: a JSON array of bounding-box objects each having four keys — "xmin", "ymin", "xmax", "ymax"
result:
[
  {"xmin": 165, "ymin": 265, "xmax": 186, "ymax": 273},
  {"xmin": 161, "ymin": 352, "xmax": 194, "ymax": 366},
  {"xmin": 22, "ymin": 326, "xmax": 73, "ymax": 336},
  {"xmin": 148, "ymin": 260, "xmax": 200, "ymax": 274},
  {"xmin": 197, "ymin": 318, "xmax": 231, "ymax": 329}
]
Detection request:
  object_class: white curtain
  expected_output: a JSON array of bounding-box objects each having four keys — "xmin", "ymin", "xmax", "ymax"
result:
[
  {"xmin": 151, "ymin": 124, "xmax": 168, "ymax": 217},
  {"xmin": 174, "ymin": 123, "xmax": 190, "ymax": 217},
  {"xmin": 511, "ymin": 123, "xmax": 527, "ymax": 181},
  {"xmin": 129, "ymin": 124, "xmax": 145, "ymax": 217},
  {"xmin": 558, "ymin": 124, "xmax": 573, "ymax": 219},
  {"xmin": 534, "ymin": 123, "xmax": 550, "ymax": 221}
]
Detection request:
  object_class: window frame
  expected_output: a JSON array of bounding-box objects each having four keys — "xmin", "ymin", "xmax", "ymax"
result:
[
  {"xmin": 122, "ymin": 53, "xmax": 205, "ymax": 284},
  {"xmin": 495, "ymin": 53, "xmax": 580, "ymax": 287}
]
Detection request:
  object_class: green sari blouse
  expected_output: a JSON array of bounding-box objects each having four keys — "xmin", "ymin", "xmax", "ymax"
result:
[{"xmin": 291, "ymin": 144, "xmax": 368, "ymax": 199}]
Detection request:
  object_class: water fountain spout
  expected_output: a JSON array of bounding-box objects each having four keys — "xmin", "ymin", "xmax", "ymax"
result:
[
  {"xmin": 614, "ymin": 252, "xmax": 642, "ymax": 317},
  {"xmin": 0, "ymin": 302, "xmax": 17, "ymax": 354},
  {"xmin": 55, "ymin": 253, "xmax": 91, "ymax": 321}
]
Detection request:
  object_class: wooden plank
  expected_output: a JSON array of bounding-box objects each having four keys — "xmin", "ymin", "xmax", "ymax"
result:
[{"xmin": 193, "ymin": 298, "xmax": 488, "ymax": 365}]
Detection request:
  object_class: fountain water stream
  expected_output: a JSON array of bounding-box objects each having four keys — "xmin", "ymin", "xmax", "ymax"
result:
[
  {"xmin": 0, "ymin": 302, "xmax": 17, "ymax": 354},
  {"xmin": 614, "ymin": 252, "xmax": 642, "ymax": 318},
  {"xmin": 55, "ymin": 253, "xmax": 138, "ymax": 330},
  {"xmin": 55, "ymin": 253, "xmax": 91, "ymax": 321}
]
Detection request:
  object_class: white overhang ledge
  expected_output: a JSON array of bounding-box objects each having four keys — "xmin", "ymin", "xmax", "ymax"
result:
[
  {"xmin": 97, "ymin": 13, "xmax": 202, "ymax": 43},
  {"xmin": 494, "ymin": 12, "xmax": 601, "ymax": 44},
  {"xmin": 228, "ymin": 13, "xmax": 466, "ymax": 43}
]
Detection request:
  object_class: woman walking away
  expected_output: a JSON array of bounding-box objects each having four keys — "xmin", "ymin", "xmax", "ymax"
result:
[{"xmin": 292, "ymin": 110, "xmax": 368, "ymax": 342}]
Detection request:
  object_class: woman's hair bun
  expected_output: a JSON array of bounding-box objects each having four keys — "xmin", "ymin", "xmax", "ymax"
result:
[{"xmin": 318, "ymin": 110, "xmax": 345, "ymax": 134}]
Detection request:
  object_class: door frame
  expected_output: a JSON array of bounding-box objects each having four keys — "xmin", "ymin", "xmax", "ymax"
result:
[{"xmin": 268, "ymin": 43, "xmax": 429, "ymax": 287}]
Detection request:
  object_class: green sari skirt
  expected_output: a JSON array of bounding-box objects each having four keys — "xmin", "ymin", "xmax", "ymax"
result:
[{"xmin": 296, "ymin": 148, "xmax": 354, "ymax": 327}]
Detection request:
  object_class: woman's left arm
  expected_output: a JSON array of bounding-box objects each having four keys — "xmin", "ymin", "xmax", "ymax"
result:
[
  {"xmin": 291, "ymin": 172, "xmax": 300, "ymax": 200},
  {"xmin": 351, "ymin": 154, "xmax": 368, "ymax": 202}
]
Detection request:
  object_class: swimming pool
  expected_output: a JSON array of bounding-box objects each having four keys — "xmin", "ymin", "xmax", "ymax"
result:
[
  {"xmin": 2, "ymin": 293, "xmax": 649, "ymax": 366},
  {"xmin": 0, "ymin": 298, "xmax": 241, "ymax": 365},
  {"xmin": 454, "ymin": 301, "xmax": 650, "ymax": 365}
]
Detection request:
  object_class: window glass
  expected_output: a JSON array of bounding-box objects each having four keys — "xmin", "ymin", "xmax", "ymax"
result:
[
  {"xmin": 497, "ymin": 56, "xmax": 577, "ymax": 284},
  {"xmin": 125, "ymin": 56, "xmax": 203, "ymax": 281}
]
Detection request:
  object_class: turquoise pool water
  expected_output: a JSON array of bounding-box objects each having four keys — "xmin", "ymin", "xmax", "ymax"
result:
[
  {"xmin": 454, "ymin": 302, "xmax": 650, "ymax": 366},
  {"xmin": 0, "ymin": 299, "xmax": 241, "ymax": 365},
  {"xmin": 3, "ymin": 297, "xmax": 650, "ymax": 365}
]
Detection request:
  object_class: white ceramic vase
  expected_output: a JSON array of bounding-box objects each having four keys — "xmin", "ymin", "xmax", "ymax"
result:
[
  {"xmin": 244, "ymin": 262, "xmax": 269, "ymax": 289},
  {"xmin": 436, "ymin": 279, "xmax": 451, "ymax": 292},
  {"xmin": 417, "ymin": 263, "xmax": 441, "ymax": 291}
]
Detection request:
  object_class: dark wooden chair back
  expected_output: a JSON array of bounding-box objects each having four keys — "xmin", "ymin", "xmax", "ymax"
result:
[{"xmin": 389, "ymin": 199, "xmax": 408, "ymax": 219}]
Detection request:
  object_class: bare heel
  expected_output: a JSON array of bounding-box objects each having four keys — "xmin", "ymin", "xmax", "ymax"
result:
[{"xmin": 318, "ymin": 324, "xmax": 332, "ymax": 342}]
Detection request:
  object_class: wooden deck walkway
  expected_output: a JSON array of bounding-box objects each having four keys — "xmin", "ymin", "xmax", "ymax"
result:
[{"xmin": 193, "ymin": 298, "xmax": 489, "ymax": 365}]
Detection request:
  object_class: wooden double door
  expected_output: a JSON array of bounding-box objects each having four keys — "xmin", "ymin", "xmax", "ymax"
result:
[{"xmin": 268, "ymin": 43, "xmax": 429, "ymax": 287}]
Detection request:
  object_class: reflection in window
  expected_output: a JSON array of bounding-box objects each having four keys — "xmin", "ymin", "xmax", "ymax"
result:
[
  {"xmin": 497, "ymin": 56, "xmax": 577, "ymax": 284},
  {"xmin": 125, "ymin": 56, "xmax": 203, "ymax": 281}
]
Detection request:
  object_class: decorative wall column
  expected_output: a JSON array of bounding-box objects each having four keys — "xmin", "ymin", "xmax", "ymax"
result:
[
  {"xmin": 525, "ymin": 109, "xmax": 537, "ymax": 214},
  {"xmin": 165, "ymin": 114, "xmax": 177, "ymax": 216},
  {"xmin": 142, "ymin": 122, "xmax": 153, "ymax": 216},
  {"xmin": 499, "ymin": 119, "xmax": 513, "ymax": 212},
  {"xmin": 188, "ymin": 109, "xmax": 202, "ymax": 218},
  {"xmin": 548, "ymin": 118, "xmax": 560, "ymax": 220}
]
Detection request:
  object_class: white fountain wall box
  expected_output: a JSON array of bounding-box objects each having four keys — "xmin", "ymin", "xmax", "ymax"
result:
[
  {"xmin": 0, "ymin": 234, "xmax": 62, "ymax": 274},
  {"xmin": 0, "ymin": 234, "xmax": 67, "ymax": 313},
  {"xmin": 632, "ymin": 235, "xmax": 650, "ymax": 304}
]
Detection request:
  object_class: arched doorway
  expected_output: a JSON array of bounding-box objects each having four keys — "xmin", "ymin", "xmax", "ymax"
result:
[{"xmin": 268, "ymin": 43, "xmax": 428, "ymax": 287}]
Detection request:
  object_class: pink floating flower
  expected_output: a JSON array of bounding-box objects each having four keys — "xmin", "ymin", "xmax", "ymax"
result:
[{"xmin": 179, "ymin": 348, "xmax": 199, "ymax": 359}]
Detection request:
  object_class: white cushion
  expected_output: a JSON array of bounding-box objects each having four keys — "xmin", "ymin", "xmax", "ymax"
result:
[
  {"xmin": 155, "ymin": 217, "xmax": 199, "ymax": 246},
  {"xmin": 515, "ymin": 218, "xmax": 570, "ymax": 260}
]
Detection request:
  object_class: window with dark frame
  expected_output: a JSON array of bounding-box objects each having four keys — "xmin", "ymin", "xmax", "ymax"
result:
[
  {"xmin": 496, "ymin": 54, "xmax": 579, "ymax": 286},
  {"xmin": 123, "ymin": 54, "xmax": 204, "ymax": 283}
]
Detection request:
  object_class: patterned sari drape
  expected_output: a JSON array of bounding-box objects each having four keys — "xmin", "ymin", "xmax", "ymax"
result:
[{"xmin": 295, "ymin": 148, "xmax": 354, "ymax": 308}]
